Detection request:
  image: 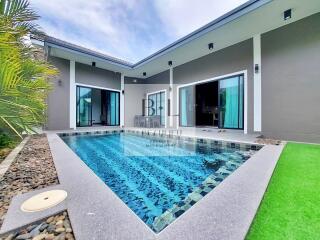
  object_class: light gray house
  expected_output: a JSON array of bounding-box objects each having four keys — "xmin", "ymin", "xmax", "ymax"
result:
[{"xmin": 32, "ymin": 0, "xmax": 320, "ymax": 143}]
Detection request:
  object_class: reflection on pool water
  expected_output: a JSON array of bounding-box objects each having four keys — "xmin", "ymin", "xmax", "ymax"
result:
[{"xmin": 62, "ymin": 132, "xmax": 259, "ymax": 233}]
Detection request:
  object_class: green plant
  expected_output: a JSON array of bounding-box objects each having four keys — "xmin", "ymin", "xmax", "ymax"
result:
[
  {"xmin": 0, "ymin": 0, "xmax": 58, "ymax": 138},
  {"xmin": 0, "ymin": 130, "xmax": 12, "ymax": 149}
]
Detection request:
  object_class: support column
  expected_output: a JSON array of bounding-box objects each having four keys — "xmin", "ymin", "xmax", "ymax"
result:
[
  {"xmin": 253, "ymin": 34, "xmax": 262, "ymax": 132},
  {"xmin": 169, "ymin": 67, "xmax": 173, "ymax": 128},
  {"xmin": 120, "ymin": 73, "xmax": 125, "ymax": 127},
  {"xmin": 69, "ymin": 60, "xmax": 76, "ymax": 129}
]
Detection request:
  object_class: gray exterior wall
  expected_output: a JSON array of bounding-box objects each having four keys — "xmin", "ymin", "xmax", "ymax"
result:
[
  {"xmin": 173, "ymin": 39, "xmax": 254, "ymax": 131},
  {"xmin": 143, "ymin": 72, "xmax": 170, "ymax": 127},
  {"xmin": 261, "ymin": 13, "xmax": 320, "ymax": 142},
  {"xmin": 46, "ymin": 58, "xmax": 121, "ymax": 130},
  {"xmin": 47, "ymin": 13, "xmax": 320, "ymax": 142},
  {"xmin": 124, "ymin": 83, "xmax": 145, "ymax": 127},
  {"xmin": 47, "ymin": 56, "xmax": 70, "ymax": 130},
  {"xmin": 124, "ymin": 41, "xmax": 254, "ymax": 130},
  {"xmin": 124, "ymin": 77, "xmax": 144, "ymax": 84},
  {"xmin": 124, "ymin": 72, "xmax": 170, "ymax": 127},
  {"xmin": 75, "ymin": 62, "xmax": 121, "ymax": 90},
  {"xmin": 144, "ymin": 70, "xmax": 170, "ymax": 84}
]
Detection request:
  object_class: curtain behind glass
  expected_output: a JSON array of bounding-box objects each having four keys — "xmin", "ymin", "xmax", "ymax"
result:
[
  {"xmin": 106, "ymin": 91, "xmax": 120, "ymax": 126},
  {"xmin": 219, "ymin": 76, "xmax": 243, "ymax": 129}
]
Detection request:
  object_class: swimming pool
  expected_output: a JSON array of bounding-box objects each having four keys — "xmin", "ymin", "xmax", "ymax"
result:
[{"xmin": 61, "ymin": 131, "xmax": 260, "ymax": 233}]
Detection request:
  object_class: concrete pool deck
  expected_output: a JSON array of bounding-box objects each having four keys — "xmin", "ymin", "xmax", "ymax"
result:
[{"xmin": 1, "ymin": 129, "xmax": 284, "ymax": 240}]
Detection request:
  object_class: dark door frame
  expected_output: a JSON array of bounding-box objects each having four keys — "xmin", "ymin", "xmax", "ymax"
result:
[
  {"xmin": 76, "ymin": 85, "xmax": 93, "ymax": 127},
  {"xmin": 76, "ymin": 85, "xmax": 121, "ymax": 127},
  {"xmin": 178, "ymin": 73, "xmax": 244, "ymax": 130}
]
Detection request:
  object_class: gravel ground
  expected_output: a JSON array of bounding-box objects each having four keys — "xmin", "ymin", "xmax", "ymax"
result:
[
  {"xmin": 0, "ymin": 211, "xmax": 75, "ymax": 240},
  {"xmin": 0, "ymin": 135, "xmax": 59, "ymax": 226},
  {"xmin": 255, "ymin": 138, "xmax": 282, "ymax": 145}
]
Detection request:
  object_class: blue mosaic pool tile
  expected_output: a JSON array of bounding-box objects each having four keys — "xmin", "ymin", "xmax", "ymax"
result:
[{"xmin": 60, "ymin": 130, "xmax": 261, "ymax": 233}]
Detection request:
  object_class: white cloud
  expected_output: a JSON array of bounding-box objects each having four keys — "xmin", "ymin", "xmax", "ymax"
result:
[
  {"xmin": 154, "ymin": 0, "xmax": 248, "ymax": 38},
  {"xmin": 30, "ymin": 0, "xmax": 153, "ymax": 62},
  {"xmin": 29, "ymin": 0, "xmax": 248, "ymax": 62}
]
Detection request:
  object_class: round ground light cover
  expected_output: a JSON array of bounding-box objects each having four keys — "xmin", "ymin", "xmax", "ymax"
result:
[{"xmin": 21, "ymin": 190, "xmax": 67, "ymax": 212}]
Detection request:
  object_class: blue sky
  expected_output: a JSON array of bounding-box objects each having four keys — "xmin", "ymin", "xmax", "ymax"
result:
[{"xmin": 30, "ymin": 0, "xmax": 248, "ymax": 63}]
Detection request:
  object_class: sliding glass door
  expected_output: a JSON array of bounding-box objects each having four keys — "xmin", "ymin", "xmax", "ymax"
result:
[
  {"xmin": 219, "ymin": 75, "xmax": 244, "ymax": 129},
  {"xmin": 106, "ymin": 91, "xmax": 120, "ymax": 126},
  {"xmin": 148, "ymin": 91, "xmax": 165, "ymax": 126},
  {"xmin": 179, "ymin": 86, "xmax": 195, "ymax": 127},
  {"xmin": 76, "ymin": 86, "xmax": 92, "ymax": 127},
  {"xmin": 178, "ymin": 74, "xmax": 244, "ymax": 129},
  {"xmin": 77, "ymin": 86, "xmax": 120, "ymax": 127}
]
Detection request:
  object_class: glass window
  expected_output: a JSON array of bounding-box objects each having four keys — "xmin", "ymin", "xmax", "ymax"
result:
[
  {"xmin": 148, "ymin": 94, "xmax": 156, "ymax": 116},
  {"xmin": 160, "ymin": 91, "xmax": 165, "ymax": 126},
  {"xmin": 239, "ymin": 76, "xmax": 244, "ymax": 129},
  {"xmin": 178, "ymin": 75, "xmax": 244, "ymax": 129},
  {"xmin": 219, "ymin": 76, "xmax": 244, "ymax": 129},
  {"xmin": 76, "ymin": 86, "xmax": 92, "ymax": 127},
  {"xmin": 77, "ymin": 87, "xmax": 119, "ymax": 127},
  {"xmin": 148, "ymin": 91, "xmax": 165, "ymax": 126},
  {"xmin": 106, "ymin": 91, "xmax": 120, "ymax": 126},
  {"xmin": 179, "ymin": 86, "xmax": 195, "ymax": 127}
]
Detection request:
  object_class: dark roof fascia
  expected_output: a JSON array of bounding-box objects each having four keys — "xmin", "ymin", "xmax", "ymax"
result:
[{"xmin": 44, "ymin": 37, "xmax": 133, "ymax": 68}]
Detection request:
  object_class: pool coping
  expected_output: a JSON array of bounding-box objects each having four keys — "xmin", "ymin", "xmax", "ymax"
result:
[
  {"xmin": 1, "ymin": 130, "xmax": 284, "ymax": 240},
  {"xmin": 57, "ymin": 129, "xmax": 264, "ymax": 151}
]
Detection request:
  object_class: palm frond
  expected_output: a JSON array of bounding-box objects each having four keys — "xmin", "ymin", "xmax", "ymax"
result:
[
  {"xmin": 1, "ymin": 0, "xmax": 39, "ymax": 21},
  {"xmin": 0, "ymin": 0, "xmax": 58, "ymax": 137}
]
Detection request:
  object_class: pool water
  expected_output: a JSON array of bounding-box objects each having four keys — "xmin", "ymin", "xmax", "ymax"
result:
[{"xmin": 62, "ymin": 132, "xmax": 256, "ymax": 232}]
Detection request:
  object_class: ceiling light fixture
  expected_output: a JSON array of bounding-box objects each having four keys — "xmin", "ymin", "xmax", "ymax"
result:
[{"xmin": 284, "ymin": 9, "xmax": 292, "ymax": 20}]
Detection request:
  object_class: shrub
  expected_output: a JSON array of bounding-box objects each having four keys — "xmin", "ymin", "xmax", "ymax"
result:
[{"xmin": 0, "ymin": 131, "xmax": 15, "ymax": 148}]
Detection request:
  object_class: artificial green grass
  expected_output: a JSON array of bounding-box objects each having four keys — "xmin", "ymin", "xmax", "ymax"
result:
[{"xmin": 246, "ymin": 142, "xmax": 320, "ymax": 240}]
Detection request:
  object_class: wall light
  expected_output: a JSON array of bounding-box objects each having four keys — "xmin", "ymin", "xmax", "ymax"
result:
[
  {"xmin": 208, "ymin": 43, "xmax": 214, "ymax": 50},
  {"xmin": 284, "ymin": 9, "xmax": 292, "ymax": 20},
  {"xmin": 143, "ymin": 72, "xmax": 146, "ymax": 76},
  {"xmin": 92, "ymin": 61, "xmax": 96, "ymax": 67},
  {"xmin": 255, "ymin": 64, "xmax": 259, "ymax": 74},
  {"xmin": 168, "ymin": 60, "xmax": 173, "ymax": 66}
]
